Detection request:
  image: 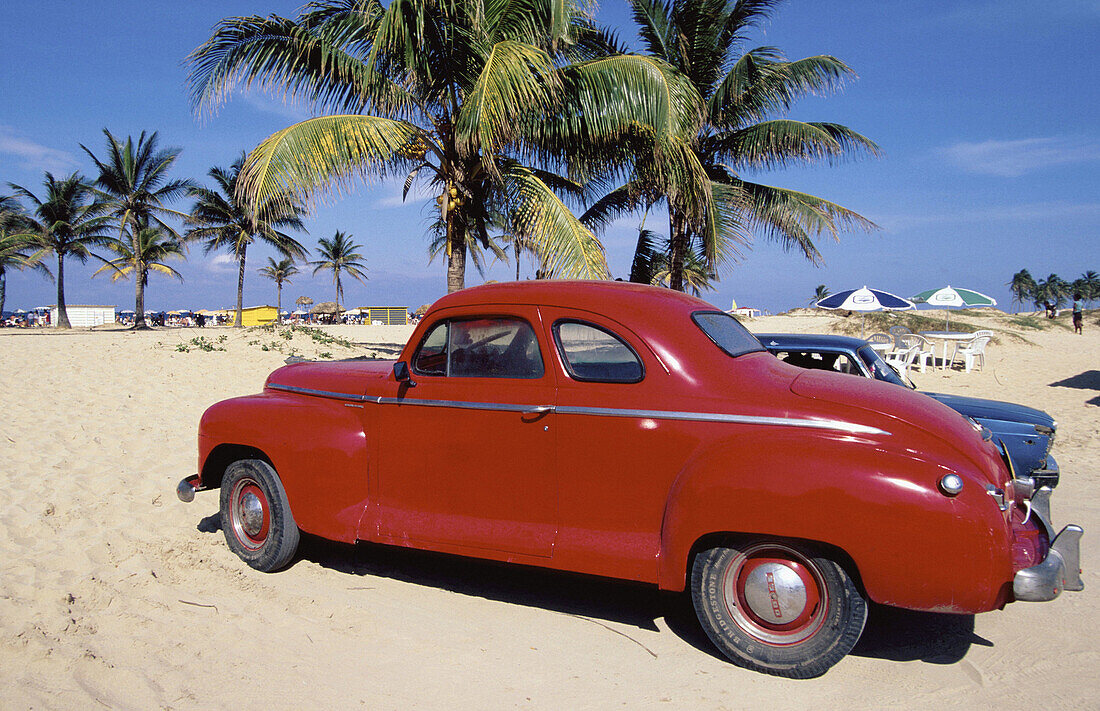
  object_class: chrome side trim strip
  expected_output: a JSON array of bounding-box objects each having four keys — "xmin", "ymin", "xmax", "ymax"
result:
[
  {"xmin": 269, "ymin": 382, "xmax": 889, "ymax": 436},
  {"xmin": 268, "ymin": 382, "xmax": 367, "ymax": 402},
  {"xmin": 553, "ymin": 405, "xmax": 889, "ymax": 435},
  {"xmin": 375, "ymin": 396, "xmax": 888, "ymax": 436},
  {"xmin": 375, "ymin": 396, "xmax": 548, "ymax": 414}
]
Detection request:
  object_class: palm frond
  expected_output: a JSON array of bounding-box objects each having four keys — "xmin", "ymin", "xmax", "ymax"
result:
[
  {"xmin": 708, "ymin": 119, "xmax": 881, "ymax": 169},
  {"xmin": 725, "ymin": 176, "xmax": 879, "ymax": 264},
  {"xmin": 457, "ymin": 40, "xmax": 559, "ymax": 165},
  {"xmin": 239, "ymin": 115, "xmax": 420, "ymax": 212},
  {"xmin": 711, "ymin": 52, "xmax": 856, "ymax": 127},
  {"xmin": 503, "ymin": 164, "xmax": 609, "ymax": 280}
]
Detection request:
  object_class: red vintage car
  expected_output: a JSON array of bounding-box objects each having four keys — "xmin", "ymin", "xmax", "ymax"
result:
[{"xmin": 178, "ymin": 281, "xmax": 1083, "ymax": 678}]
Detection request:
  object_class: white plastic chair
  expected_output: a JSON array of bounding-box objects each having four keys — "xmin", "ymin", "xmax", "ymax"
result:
[
  {"xmin": 866, "ymin": 333, "xmax": 893, "ymax": 348},
  {"xmin": 952, "ymin": 330, "xmax": 992, "ymax": 373},
  {"xmin": 884, "ymin": 345, "xmax": 919, "ymax": 376},
  {"xmin": 888, "ymin": 325, "xmax": 912, "ymax": 350},
  {"xmin": 899, "ymin": 333, "xmax": 935, "ymax": 373}
]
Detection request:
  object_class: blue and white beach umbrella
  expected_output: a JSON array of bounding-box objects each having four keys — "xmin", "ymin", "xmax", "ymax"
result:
[{"xmin": 815, "ymin": 286, "xmax": 915, "ymax": 336}]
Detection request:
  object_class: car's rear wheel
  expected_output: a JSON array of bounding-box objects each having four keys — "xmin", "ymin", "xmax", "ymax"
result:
[
  {"xmin": 220, "ymin": 459, "xmax": 299, "ymax": 572},
  {"xmin": 691, "ymin": 540, "xmax": 867, "ymax": 678}
]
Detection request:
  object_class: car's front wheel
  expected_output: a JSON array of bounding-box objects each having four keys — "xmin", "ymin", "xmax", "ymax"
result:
[
  {"xmin": 691, "ymin": 539, "xmax": 867, "ymax": 678},
  {"xmin": 220, "ymin": 459, "xmax": 300, "ymax": 572}
]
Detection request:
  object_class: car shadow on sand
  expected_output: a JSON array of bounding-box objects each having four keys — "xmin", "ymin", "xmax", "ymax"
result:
[
  {"xmin": 1050, "ymin": 369, "xmax": 1100, "ymax": 406},
  {"xmin": 200, "ymin": 528, "xmax": 986, "ymax": 667}
]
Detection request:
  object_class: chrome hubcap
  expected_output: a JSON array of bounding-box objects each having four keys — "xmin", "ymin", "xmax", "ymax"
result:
[
  {"xmin": 239, "ymin": 491, "xmax": 265, "ymax": 537},
  {"xmin": 722, "ymin": 543, "xmax": 828, "ymax": 646},
  {"xmin": 742, "ymin": 562, "xmax": 808, "ymax": 622}
]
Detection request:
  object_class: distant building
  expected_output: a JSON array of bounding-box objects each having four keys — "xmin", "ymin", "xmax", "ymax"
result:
[
  {"xmin": 50, "ymin": 305, "xmax": 115, "ymax": 327},
  {"xmin": 230, "ymin": 305, "xmax": 279, "ymax": 327},
  {"xmin": 349, "ymin": 306, "xmax": 409, "ymax": 325}
]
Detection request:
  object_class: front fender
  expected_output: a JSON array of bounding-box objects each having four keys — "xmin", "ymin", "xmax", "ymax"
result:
[
  {"xmin": 657, "ymin": 428, "xmax": 1014, "ymax": 613},
  {"xmin": 198, "ymin": 392, "xmax": 371, "ymax": 542}
]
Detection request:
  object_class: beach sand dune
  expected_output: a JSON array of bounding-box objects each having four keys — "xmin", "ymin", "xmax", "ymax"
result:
[{"xmin": 1, "ymin": 313, "xmax": 1096, "ymax": 709}]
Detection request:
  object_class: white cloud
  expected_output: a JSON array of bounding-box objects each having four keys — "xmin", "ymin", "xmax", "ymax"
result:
[
  {"xmin": 939, "ymin": 137, "xmax": 1100, "ymax": 177},
  {"xmin": 0, "ymin": 125, "xmax": 80, "ymax": 174},
  {"xmin": 204, "ymin": 253, "xmax": 238, "ymax": 273}
]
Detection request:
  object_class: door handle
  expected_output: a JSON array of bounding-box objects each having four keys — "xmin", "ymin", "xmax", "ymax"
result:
[{"xmin": 524, "ymin": 405, "xmax": 555, "ymax": 414}]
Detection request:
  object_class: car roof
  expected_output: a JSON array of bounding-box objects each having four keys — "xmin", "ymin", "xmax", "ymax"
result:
[
  {"xmin": 429, "ymin": 280, "xmax": 721, "ymax": 319},
  {"xmin": 755, "ymin": 333, "xmax": 869, "ymax": 350}
]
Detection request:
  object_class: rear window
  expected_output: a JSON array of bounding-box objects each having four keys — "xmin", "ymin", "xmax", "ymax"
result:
[
  {"xmin": 554, "ymin": 321, "xmax": 644, "ymax": 383},
  {"xmin": 692, "ymin": 311, "xmax": 765, "ymax": 358}
]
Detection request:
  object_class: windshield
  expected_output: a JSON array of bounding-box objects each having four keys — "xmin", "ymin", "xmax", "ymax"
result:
[
  {"xmin": 858, "ymin": 345, "xmax": 913, "ymax": 388},
  {"xmin": 693, "ymin": 311, "xmax": 766, "ymax": 358}
]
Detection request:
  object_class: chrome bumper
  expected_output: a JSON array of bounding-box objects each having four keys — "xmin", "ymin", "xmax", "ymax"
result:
[
  {"xmin": 177, "ymin": 474, "xmax": 204, "ymax": 503},
  {"xmin": 1030, "ymin": 455, "xmax": 1059, "ymax": 489},
  {"xmin": 1013, "ymin": 487, "xmax": 1084, "ymax": 602}
]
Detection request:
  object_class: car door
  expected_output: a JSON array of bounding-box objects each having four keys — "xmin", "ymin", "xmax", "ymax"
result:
[
  {"xmin": 534, "ymin": 308, "xmax": 685, "ymax": 583},
  {"xmin": 374, "ymin": 307, "xmax": 558, "ymax": 558}
]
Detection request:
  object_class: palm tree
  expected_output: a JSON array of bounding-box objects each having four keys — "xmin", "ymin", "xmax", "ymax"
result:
[
  {"xmin": 627, "ymin": 226, "xmax": 714, "ymax": 295},
  {"xmin": 187, "ymin": 155, "xmax": 308, "ymax": 328},
  {"xmin": 1073, "ymin": 270, "xmax": 1099, "ymax": 307},
  {"xmin": 1007, "ymin": 269, "xmax": 1037, "ymax": 313},
  {"xmin": 82, "ymin": 129, "xmax": 194, "ymax": 329},
  {"xmin": 258, "ymin": 257, "xmax": 299, "ymax": 322},
  {"xmin": 0, "ymin": 195, "xmax": 51, "ymax": 317},
  {"xmin": 93, "ymin": 218, "xmax": 185, "ymax": 309},
  {"xmin": 188, "ymin": 0, "xmax": 693, "ymax": 293},
  {"xmin": 584, "ymin": 0, "xmax": 880, "ymax": 291},
  {"xmin": 311, "ymin": 231, "xmax": 368, "ymax": 312},
  {"xmin": 8, "ymin": 173, "xmax": 111, "ymax": 328},
  {"xmin": 811, "ymin": 284, "xmax": 831, "ymax": 305},
  {"xmin": 1034, "ymin": 273, "xmax": 1069, "ymax": 314}
]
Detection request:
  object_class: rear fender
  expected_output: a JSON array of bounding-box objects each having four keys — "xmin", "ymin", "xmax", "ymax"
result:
[{"xmin": 657, "ymin": 428, "xmax": 1011, "ymax": 613}]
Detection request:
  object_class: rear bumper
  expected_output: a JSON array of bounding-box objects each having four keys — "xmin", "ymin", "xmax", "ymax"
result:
[{"xmin": 1013, "ymin": 487, "xmax": 1084, "ymax": 601}]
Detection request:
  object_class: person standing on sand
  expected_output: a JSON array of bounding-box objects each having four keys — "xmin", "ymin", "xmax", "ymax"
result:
[{"xmin": 1072, "ymin": 293, "xmax": 1083, "ymax": 334}]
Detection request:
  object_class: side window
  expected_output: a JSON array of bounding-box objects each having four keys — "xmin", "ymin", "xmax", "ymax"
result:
[
  {"xmin": 554, "ymin": 321, "xmax": 644, "ymax": 383},
  {"xmin": 413, "ymin": 322, "xmax": 448, "ymax": 375},
  {"xmin": 412, "ymin": 318, "xmax": 544, "ymax": 378}
]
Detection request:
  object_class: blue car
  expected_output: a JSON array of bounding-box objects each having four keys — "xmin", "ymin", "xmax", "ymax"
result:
[{"xmin": 757, "ymin": 333, "xmax": 1059, "ymax": 488}]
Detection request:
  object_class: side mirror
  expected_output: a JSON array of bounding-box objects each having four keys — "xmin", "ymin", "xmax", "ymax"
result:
[{"xmin": 393, "ymin": 361, "xmax": 416, "ymax": 387}]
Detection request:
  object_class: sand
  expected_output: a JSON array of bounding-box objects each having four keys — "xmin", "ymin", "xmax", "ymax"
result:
[{"xmin": 0, "ymin": 311, "xmax": 1096, "ymax": 710}]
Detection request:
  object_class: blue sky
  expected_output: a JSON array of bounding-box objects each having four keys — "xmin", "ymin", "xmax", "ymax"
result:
[{"xmin": 2, "ymin": 0, "xmax": 1097, "ymax": 315}]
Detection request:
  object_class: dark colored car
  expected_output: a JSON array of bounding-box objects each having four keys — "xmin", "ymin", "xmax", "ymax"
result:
[{"xmin": 757, "ymin": 333, "xmax": 1059, "ymax": 488}]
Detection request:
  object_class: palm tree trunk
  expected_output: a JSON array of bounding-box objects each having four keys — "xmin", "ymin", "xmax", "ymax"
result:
[
  {"xmin": 668, "ymin": 210, "xmax": 686, "ymax": 292},
  {"xmin": 447, "ymin": 222, "xmax": 466, "ymax": 294},
  {"xmin": 335, "ymin": 271, "xmax": 342, "ymax": 314},
  {"xmin": 235, "ymin": 243, "xmax": 247, "ymax": 328},
  {"xmin": 133, "ymin": 263, "xmax": 149, "ymax": 330},
  {"xmin": 515, "ymin": 240, "xmax": 521, "ymax": 281},
  {"xmin": 0, "ymin": 269, "xmax": 6, "ymax": 319},
  {"xmin": 276, "ymin": 281, "xmax": 282, "ymax": 324},
  {"xmin": 56, "ymin": 253, "xmax": 71, "ymax": 329}
]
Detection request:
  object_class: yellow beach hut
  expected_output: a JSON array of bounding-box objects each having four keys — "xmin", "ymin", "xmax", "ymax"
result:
[{"xmin": 230, "ymin": 305, "xmax": 279, "ymax": 327}]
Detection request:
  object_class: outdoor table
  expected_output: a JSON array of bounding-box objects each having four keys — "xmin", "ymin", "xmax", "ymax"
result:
[
  {"xmin": 919, "ymin": 331, "xmax": 972, "ymax": 371},
  {"xmin": 868, "ymin": 342, "xmax": 893, "ymax": 354}
]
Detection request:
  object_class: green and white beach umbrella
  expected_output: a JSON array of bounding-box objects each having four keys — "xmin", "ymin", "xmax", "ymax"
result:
[{"xmin": 911, "ymin": 286, "xmax": 997, "ymax": 329}]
